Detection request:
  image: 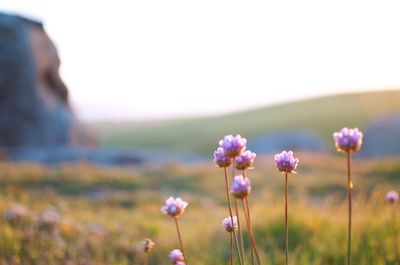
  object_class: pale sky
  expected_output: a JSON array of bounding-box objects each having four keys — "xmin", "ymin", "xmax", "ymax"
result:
[{"xmin": 1, "ymin": 0, "xmax": 400, "ymax": 121}]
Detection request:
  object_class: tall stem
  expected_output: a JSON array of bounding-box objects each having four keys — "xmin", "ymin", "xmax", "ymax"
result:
[
  {"xmin": 224, "ymin": 167, "xmax": 243, "ymax": 265},
  {"xmin": 347, "ymin": 151, "xmax": 352, "ymax": 265},
  {"xmin": 285, "ymin": 172, "xmax": 289, "ymax": 265},
  {"xmin": 235, "ymin": 198, "xmax": 246, "ymax": 265},
  {"xmin": 174, "ymin": 218, "xmax": 188, "ymax": 265},
  {"xmin": 242, "ymin": 170, "xmax": 261, "ymax": 265},
  {"xmin": 143, "ymin": 253, "xmax": 148, "ymax": 265},
  {"xmin": 233, "ymin": 164, "xmax": 245, "ymax": 265},
  {"xmin": 393, "ymin": 203, "xmax": 399, "ymax": 263},
  {"xmin": 230, "ymin": 233, "xmax": 234, "ymax": 265}
]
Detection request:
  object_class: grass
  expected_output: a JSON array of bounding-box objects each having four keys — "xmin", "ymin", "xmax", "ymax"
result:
[
  {"xmin": 91, "ymin": 90, "xmax": 400, "ymax": 155},
  {"xmin": 0, "ymin": 153, "xmax": 399, "ymax": 264}
]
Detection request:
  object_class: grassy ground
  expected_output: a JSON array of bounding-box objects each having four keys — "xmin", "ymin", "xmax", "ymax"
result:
[
  {"xmin": 0, "ymin": 153, "xmax": 399, "ymax": 264},
  {"xmin": 91, "ymin": 90, "xmax": 400, "ymax": 155}
]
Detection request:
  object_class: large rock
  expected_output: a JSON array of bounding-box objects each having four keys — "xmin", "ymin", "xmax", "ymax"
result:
[
  {"xmin": 361, "ymin": 114, "xmax": 400, "ymax": 158},
  {"xmin": 0, "ymin": 12, "xmax": 94, "ymax": 148},
  {"xmin": 248, "ymin": 130, "xmax": 328, "ymax": 154}
]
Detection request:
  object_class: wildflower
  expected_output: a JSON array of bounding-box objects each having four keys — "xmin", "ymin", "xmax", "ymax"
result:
[
  {"xmin": 274, "ymin": 151, "xmax": 299, "ymax": 174},
  {"xmin": 143, "ymin": 238, "xmax": 155, "ymax": 253},
  {"xmin": 214, "ymin": 147, "xmax": 233, "ymax": 168},
  {"xmin": 161, "ymin": 197, "xmax": 188, "ymax": 218},
  {"xmin": 386, "ymin": 191, "xmax": 399, "ymax": 203},
  {"xmin": 235, "ymin": 150, "xmax": 256, "ymax": 170},
  {"xmin": 176, "ymin": 262, "xmax": 186, "ymax": 265},
  {"xmin": 5, "ymin": 204, "xmax": 28, "ymax": 224},
  {"xmin": 223, "ymin": 216, "xmax": 238, "ymax": 232},
  {"xmin": 169, "ymin": 249, "xmax": 184, "ymax": 263},
  {"xmin": 231, "ymin": 175, "xmax": 251, "ymax": 199},
  {"xmin": 333, "ymin": 127, "xmax": 363, "ymax": 152},
  {"xmin": 38, "ymin": 207, "xmax": 60, "ymax": 231},
  {"xmin": 219, "ymin": 135, "xmax": 247, "ymax": 158}
]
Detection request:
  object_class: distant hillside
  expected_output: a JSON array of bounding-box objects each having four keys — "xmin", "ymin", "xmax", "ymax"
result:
[{"xmin": 90, "ymin": 90, "xmax": 400, "ymax": 156}]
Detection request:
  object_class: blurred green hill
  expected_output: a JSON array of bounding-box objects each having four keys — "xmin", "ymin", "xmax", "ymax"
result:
[{"xmin": 90, "ymin": 90, "xmax": 400, "ymax": 155}]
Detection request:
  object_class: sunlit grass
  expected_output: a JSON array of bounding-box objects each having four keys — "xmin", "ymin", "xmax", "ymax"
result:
[{"xmin": 0, "ymin": 153, "xmax": 398, "ymax": 264}]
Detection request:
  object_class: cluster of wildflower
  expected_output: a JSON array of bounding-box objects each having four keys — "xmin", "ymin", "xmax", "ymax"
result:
[
  {"xmin": 161, "ymin": 197, "xmax": 189, "ymax": 264},
  {"xmin": 386, "ymin": 191, "xmax": 399, "ymax": 204}
]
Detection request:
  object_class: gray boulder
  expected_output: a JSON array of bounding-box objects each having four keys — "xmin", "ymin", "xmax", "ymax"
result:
[
  {"xmin": 248, "ymin": 130, "xmax": 328, "ymax": 154},
  {"xmin": 0, "ymin": 12, "xmax": 94, "ymax": 148}
]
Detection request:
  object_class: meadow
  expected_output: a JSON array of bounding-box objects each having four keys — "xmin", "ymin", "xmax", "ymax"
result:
[
  {"xmin": 0, "ymin": 152, "xmax": 399, "ymax": 264},
  {"xmin": 92, "ymin": 90, "xmax": 400, "ymax": 155}
]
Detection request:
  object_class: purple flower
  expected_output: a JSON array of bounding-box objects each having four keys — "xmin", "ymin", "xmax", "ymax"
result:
[
  {"xmin": 230, "ymin": 175, "xmax": 251, "ymax": 199},
  {"xmin": 235, "ymin": 150, "xmax": 256, "ymax": 170},
  {"xmin": 5, "ymin": 204, "xmax": 28, "ymax": 224},
  {"xmin": 214, "ymin": 147, "xmax": 233, "ymax": 168},
  {"xmin": 218, "ymin": 135, "xmax": 247, "ymax": 158},
  {"xmin": 161, "ymin": 197, "xmax": 188, "ymax": 218},
  {"xmin": 274, "ymin": 151, "xmax": 299, "ymax": 174},
  {"xmin": 386, "ymin": 191, "xmax": 399, "ymax": 203},
  {"xmin": 223, "ymin": 216, "xmax": 238, "ymax": 232},
  {"xmin": 333, "ymin": 127, "xmax": 363, "ymax": 152},
  {"xmin": 175, "ymin": 262, "xmax": 186, "ymax": 265},
  {"xmin": 169, "ymin": 249, "xmax": 184, "ymax": 263}
]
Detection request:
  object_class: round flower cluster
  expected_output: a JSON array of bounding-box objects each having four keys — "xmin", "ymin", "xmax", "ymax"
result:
[
  {"xmin": 169, "ymin": 249, "xmax": 185, "ymax": 265},
  {"xmin": 161, "ymin": 197, "xmax": 189, "ymax": 218},
  {"xmin": 214, "ymin": 135, "xmax": 256, "ymax": 171},
  {"xmin": 333, "ymin": 127, "xmax": 363, "ymax": 152},
  {"xmin": 230, "ymin": 175, "xmax": 252, "ymax": 199},
  {"xmin": 386, "ymin": 191, "xmax": 399, "ymax": 204},
  {"xmin": 274, "ymin": 150, "xmax": 299, "ymax": 174},
  {"xmin": 222, "ymin": 216, "xmax": 238, "ymax": 232}
]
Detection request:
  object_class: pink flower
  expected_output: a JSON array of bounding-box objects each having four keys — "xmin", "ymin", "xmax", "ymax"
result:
[
  {"xmin": 235, "ymin": 150, "xmax": 256, "ymax": 170},
  {"xmin": 161, "ymin": 197, "xmax": 188, "ymax": 218},
  {"xmin": 223, "ymin": 216, "xmax": 238, "ymax": 232},
  {"xmin": 274, "ymin": 151, "xmax": 299, "ymax": 174},
  {"xmin": 230, "ymin": 175, "xmax": 251, "ymax": 199},
  {"xmin": 214, "ymin": 147, "xmax": 233, "ymax": 168},
  {"xmin": 333, "ymin": 127, "xmax": 363, "ymax": 152},
  {"xmin": 218, "ymin": 135, "xmax": 247, "ymax": 158},
  {"xmin": 169, "ymin": 249, "xmax": 184, "ymax": 263}
]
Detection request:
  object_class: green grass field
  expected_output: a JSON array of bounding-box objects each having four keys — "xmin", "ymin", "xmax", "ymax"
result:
[
  {"xmin": 91, "ymin": 90, "xmax": 400, "ymax": 155},
  {"xmin": 0, "ymin": 153, "xmax": 399, "ymax": 264}
]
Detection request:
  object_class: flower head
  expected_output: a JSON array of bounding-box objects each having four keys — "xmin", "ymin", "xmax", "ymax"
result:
[
  {"xmin": 161, "ymin": 197, "xmax": 188, "ymax": 218},
  {"xmin": 230, "ymin": 175, "xmax": 251, "ymax": 199},
  {"xmin": 333, "ymin": 127, "xmax": 363, "ymax": 152},
  {"xmin": 274, "ymin": 150, "xmax": 299, "ymax": 174},
  {"xmin": 235, "ymin": 150, "xmax": 256, "ymax": 170},
  {"xmin": 143, "ymin": 238, "xmax": 155, "ymax": 253},
  {"xmin": 386, "ymin": 191, "xmax": 399, "ymax": 203},
  {"xmin": 175, "ymin": 262, "xmax": 186, "ymax": 265},
  {"xmin": 5, "ymin": 204, "xmax": 28, "ymax": 224},
  {"xmin": 222, "ymin": 216, "xmax": 238, "ymax": 232},
  {"xmin": 218, "ymin": 135, "xmax": 247, "ymax": 158},
  {"xmin": 169, "ymin": 249, "xmax": 184, "ymax": 263},
  {"xmin": 214, "ymin": 147, "xmax": 233, "ymax": 168},
  {"xmin": 38, "ymin": 207, "xmax": 60, "ymax": 231}
]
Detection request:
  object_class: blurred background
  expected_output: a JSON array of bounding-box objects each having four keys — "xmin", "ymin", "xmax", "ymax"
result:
[{"xmin": 0, "ymin": 1, "xmax": 399, "ymax": 264}]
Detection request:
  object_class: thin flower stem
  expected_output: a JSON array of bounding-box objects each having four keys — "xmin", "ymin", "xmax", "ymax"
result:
[
  {"xmin": 242, "ymin": 170, "xmax": 261, "ymax": 265},
  {"xmin": 235, "ymin": 198, "xmax": 246, "ymax": 265},
  {"xmin": 174, "ymin": 218, "xmax": 188, "ymax": 265},
  {"xmin": 285, "ymin": 172, "xmax": 289, "ymax": 265},
  {"xmin": 244, "ymin": 197, "xmax": 261, "ymax": 265},
  {"xmin": 143, "ymin": 253, "xmax": 148, "ymax": 265},
  {"xmin": 224, "ymin": 167, "xmax": 243, "ymax": 265},
  {"xmin": 230, "ymin": 233, "xmax": 234, "ymax": 265},
  {"xmin": 347, "ymin": 151, "xmax": 352, "ymax": 265},
  {"xmin": 233, "ymin": 163, "xmax": 246, "ymax": 265},
  {"xmin": 393, "ymin": 203, "xmax": 399, "ymax": 263}
]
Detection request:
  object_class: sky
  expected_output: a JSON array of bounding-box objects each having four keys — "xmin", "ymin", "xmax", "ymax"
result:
[{"xmin": 0, "ymin": 0, "xmax": 400, "ymax": 121}]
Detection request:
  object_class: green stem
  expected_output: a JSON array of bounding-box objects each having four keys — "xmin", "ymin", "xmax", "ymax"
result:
[
  {"xmin": 393, "ymin": 203, "xmax": 399, "ymax": 263},
  {"xmin": 230, "ymin": 233, "xmax": 234, "ymax": 265},
  {"xmin": 285, "ymin": 172, "xmax": 289, "ymax": 265},
  {"xmin": 347, "ymin": 151, "xmax": 352, "ymax": 265},
  {"xmin": 235, "ymin": 198, "xmax": 246, "ymax": 265},
  {"xmin": 224, "ymin": 167, "xmax": 243, "ymax": 265},
  {"xmin": 144, "ymin": 253, "xmax": 148, "ymax": 265},
  {"xmin": 242, "ymin": 170, "xmax": 261, "ymax": 265},
  {"xmin": 175, "ymin": 218, "xmax": 188, "ymax": 265}
]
